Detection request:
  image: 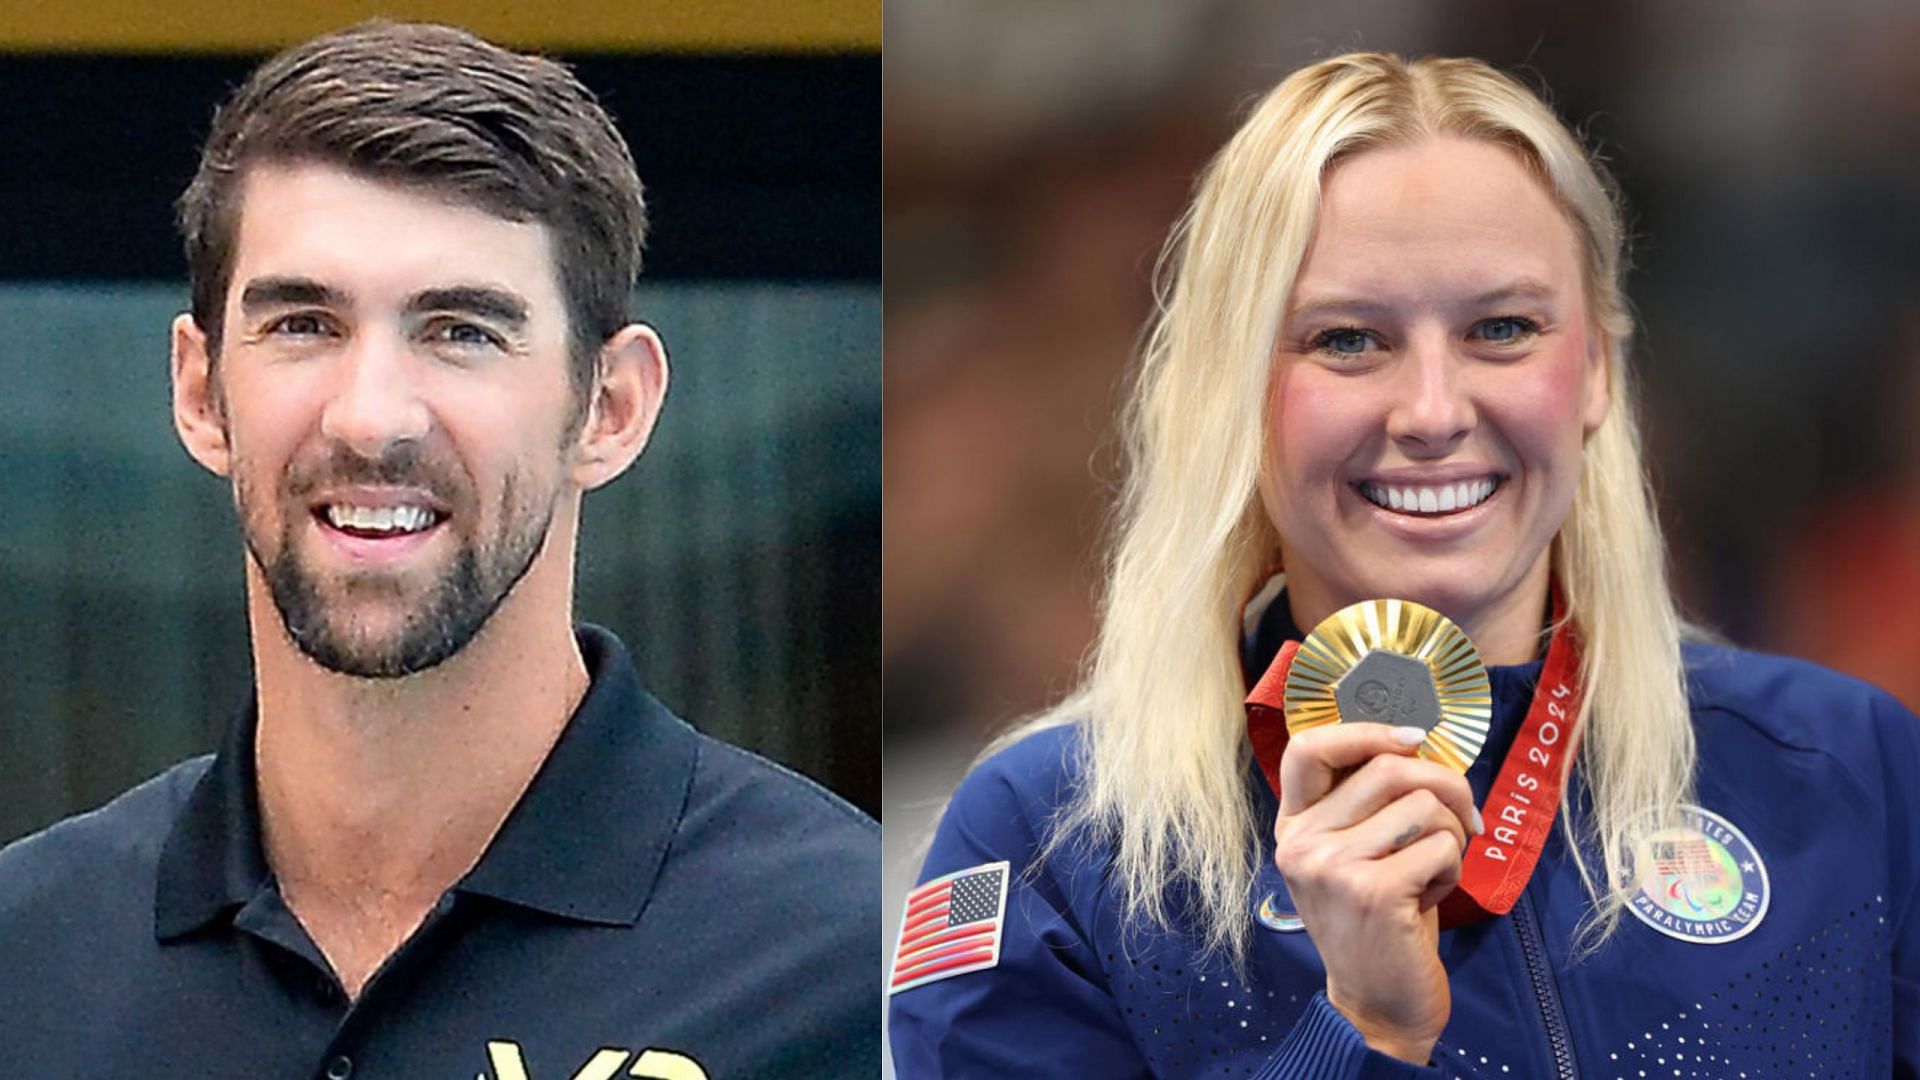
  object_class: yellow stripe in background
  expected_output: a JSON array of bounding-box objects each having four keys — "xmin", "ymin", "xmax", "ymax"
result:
[{"xmin": 0, "ymin": 0, "xmax": 880, "ymax": 54}]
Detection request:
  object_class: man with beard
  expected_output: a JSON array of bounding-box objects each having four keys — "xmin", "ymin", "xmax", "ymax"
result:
[{"xmin": 0, "ymin": 21, "xmax": 877, "ymax": 1080}]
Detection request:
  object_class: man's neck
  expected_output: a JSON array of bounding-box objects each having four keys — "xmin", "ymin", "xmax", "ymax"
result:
[{"xmin": 245, "ymin": 556, "xmax": 588, "ymax": 997}]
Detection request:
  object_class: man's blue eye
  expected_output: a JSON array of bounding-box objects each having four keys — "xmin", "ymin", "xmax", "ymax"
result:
[{"xmin": 432, "ymin": 321, "xmax": 504, "ymax": 349}]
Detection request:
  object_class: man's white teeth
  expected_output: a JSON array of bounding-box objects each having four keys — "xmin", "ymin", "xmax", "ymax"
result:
[
  {"xmin": 325, "ymin": 504, "xmax": 437, "ymax": 534},
  {"xmin": 1364, "ymin": 479, "xmax": 1497, "ymax": 515}
]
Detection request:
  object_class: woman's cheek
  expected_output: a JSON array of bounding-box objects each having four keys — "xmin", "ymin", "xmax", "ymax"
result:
[
  {"xmin": 1501, "ymin": 340, "xmax": 1592, "ymax": 435},
  {"xmin": 1268, "ymin": 365, "xmax": 1367, "ymax": 473}
]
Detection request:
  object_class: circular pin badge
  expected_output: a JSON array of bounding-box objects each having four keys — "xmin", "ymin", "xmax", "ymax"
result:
[
  {"xmin": 1626, "ymin": 804, "xmax": 1769, "ymax": 944},
  {"xmin": 1283, "ymin": 598, "xmax": 1492, "ymax": 773}
]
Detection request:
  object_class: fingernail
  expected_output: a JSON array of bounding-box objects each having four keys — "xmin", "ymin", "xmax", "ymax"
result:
[
  {"xmin": 1390, "ymin": 726, "xmax": 1426, "ymax": 746},
  {"xmin": 1471, "ymin": 806, "xmax": 1485, "ymax": 835}
]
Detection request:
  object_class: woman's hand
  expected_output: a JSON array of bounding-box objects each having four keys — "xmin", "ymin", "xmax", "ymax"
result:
[{"xmin": 1272, "ymin": 723, "xmax": 1482, "ymax": 1064}]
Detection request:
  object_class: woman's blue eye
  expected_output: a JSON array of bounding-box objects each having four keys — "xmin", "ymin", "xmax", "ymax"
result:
[
  {"xmin": 1315, "ymin": 329, "xmax": 1371, "ymax": 355},
  {"xmin": 1476, "ymin": 317, "xmax": 1537, "ymax": 343}
]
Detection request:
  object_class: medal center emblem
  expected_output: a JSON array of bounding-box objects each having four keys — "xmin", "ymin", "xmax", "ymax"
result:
[
  {"xmin": 1354, "ymin": 680, "xmax": 1391, "ymax": 714},
  {"xmin": 1337, "ymin": 651, "xmax": 1441, "ymax": 730}
]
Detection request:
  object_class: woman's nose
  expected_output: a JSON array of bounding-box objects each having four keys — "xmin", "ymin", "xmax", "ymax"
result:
[{"xmin": 1384, "ymin": 336, "xmax": 1474, "ymax": 454}]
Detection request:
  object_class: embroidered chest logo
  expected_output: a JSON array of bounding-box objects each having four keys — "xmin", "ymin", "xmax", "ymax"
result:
[
  {"xmin": 1626, "ymin": 804, "xmax": 1769, "ymax": 944},
  {"xmin": 1255, "ymin": 885, "xmax": 1305, "ymax": 933},
  {"xmin": 480, "ymin": 1041, "xmax": 708, "ymax": 1080}
]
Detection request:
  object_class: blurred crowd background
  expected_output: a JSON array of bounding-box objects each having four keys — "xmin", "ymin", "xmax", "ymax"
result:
[
  {"xmin": 0, "ymin": 1, "xmax": 880, "ymax": 844},
  {"xmin": 883, "ymin": 3, "xmax": 1920, "ymax": 1062}
]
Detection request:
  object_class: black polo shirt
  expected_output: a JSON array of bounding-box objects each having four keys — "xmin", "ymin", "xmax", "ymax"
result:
[{"xmin": 0, "ymin": 626, "xmax": 879, "ymax": 1079}]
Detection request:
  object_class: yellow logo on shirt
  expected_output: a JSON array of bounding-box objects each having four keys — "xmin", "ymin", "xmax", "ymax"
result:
[{"xmin": 480, "ymin": 1041, "xmax": 709, "ymax": 1080}]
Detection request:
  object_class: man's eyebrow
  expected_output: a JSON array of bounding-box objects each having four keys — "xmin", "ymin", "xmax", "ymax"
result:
[
  {"xmin": 238, "ymin": 276, "xmax": 348, "ymax": 313},
  {"xmin": 406, "ymin": 286, "xmax": 531, "ymax": 328}
]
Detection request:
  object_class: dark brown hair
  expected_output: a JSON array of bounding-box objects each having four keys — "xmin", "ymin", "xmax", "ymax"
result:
[{"xmin": 179, "ymin": 20, "xmax": 646, "ymax": 387}]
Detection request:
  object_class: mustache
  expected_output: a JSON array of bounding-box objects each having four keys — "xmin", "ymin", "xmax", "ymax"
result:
[{"xmin": 282, "ymin": 442, "xmax": 462, "ymax": 502}]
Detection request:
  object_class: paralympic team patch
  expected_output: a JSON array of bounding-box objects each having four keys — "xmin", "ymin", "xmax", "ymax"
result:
[
  {"xmin": 889, "ymin": 861, "xmax": 1009, "ymax": 993},
  {"xmin": 1626, "ymin": 804, "xmax": 1769, "ymax": 944}
]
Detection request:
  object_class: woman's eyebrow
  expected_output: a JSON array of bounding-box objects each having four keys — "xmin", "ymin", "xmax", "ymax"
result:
[
  {"xmin": 1465, "ymin": 278, "xmax": 1556, "ymax": 307},
  {"xmin": 1286, "ymin": 278, "xmax": 1558, "ymax": 323},
  {"xmin": 1284, "ymin": 295, "xmax": 1392, "ymax": 323}
]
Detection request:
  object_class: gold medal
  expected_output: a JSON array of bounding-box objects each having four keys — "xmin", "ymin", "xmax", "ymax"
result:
[{"xmin": 1282, "ymin": 598, "xmax": 1492, "ymax": 772}]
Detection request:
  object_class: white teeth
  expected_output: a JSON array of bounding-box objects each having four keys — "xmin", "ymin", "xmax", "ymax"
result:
[
  {"xmin": 325, "ymin": 504, "xmax": 436, "ymax": 534},
  {"xmin": 1361, "ymin": 479, "xmax": 1499, "ymax": 515}
]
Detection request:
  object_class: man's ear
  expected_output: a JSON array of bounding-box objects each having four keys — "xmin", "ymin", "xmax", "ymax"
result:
[
  {"xmin": 572, "ymin": 323, "xmax": 669, "ymax": 491},
  {"xmin": 172, "ymin": 313, "xmax": 232, "ymax": 477}
]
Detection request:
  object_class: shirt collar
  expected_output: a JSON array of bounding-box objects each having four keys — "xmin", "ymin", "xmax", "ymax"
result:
[
  {"xmin": 153, "ymin": 694, "xmax": 270, "ymax": 941},
  {"xmin": 155, "ymin": 625, "xmax": 696, "ymax": 941}
]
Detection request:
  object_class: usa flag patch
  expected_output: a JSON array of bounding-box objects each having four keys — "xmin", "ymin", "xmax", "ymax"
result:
[{"xmin": 889, "ymin": 860, "xmax": 1009, "ymax": 994}]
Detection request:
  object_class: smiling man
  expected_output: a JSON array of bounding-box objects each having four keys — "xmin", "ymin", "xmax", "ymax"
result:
[{"xmin": 0, "ymin": 22, "xmax": 876, "ymax": 1079}]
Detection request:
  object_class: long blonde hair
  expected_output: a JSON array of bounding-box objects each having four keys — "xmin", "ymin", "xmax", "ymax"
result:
[{"xmin": 1002, "ymin": 53, "xmax": 1695, "ymax": 963}]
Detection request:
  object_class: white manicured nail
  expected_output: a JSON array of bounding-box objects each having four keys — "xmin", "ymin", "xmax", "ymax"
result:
[{"xmin": 1390, "ymin": 726, "xmax": 1426, "ymax": 746}]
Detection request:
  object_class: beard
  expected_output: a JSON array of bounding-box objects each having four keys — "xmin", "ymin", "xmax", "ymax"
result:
[{"xmin": 238, "ymin": 441, "xmax": 556, "ymax": 679}]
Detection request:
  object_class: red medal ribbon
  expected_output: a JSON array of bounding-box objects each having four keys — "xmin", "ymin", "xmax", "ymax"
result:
[{"xmin": 1245, "ymin": 592, "xmax": 1585, "ymax": 930}]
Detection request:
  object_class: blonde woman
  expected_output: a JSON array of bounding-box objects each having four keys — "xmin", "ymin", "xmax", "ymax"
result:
[{"xmin": 888, "ymin": 53, "xmax": 1919, "ymax": 1077}]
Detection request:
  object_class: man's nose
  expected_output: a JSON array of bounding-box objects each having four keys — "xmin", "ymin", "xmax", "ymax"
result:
[
  {"xmin": 1384, "ymin": 334, "xmax": 1474, "ymax": 454},
  {"xmin": 317, "ymin": 331, "xmax": 432, "ymax": 454}
]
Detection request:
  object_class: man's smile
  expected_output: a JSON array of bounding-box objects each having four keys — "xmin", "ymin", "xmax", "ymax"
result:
[
  {"xmin": 321, "ymin": 502, "xmax": 443, "ymax": 537},
  {"xmin": 305, "ymin": 486, "xmax": 456, "ymax": 562}
]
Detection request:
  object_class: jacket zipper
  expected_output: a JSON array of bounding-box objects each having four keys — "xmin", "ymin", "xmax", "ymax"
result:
[{"xmin": 1512, "ymin": 891, "xmax": 1577, "ymax": 1078}]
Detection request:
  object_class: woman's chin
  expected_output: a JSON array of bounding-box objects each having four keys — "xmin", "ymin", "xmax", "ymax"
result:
[{"xmin": 1328, "ymin": 565, "xmax": 1538, "ymax": 630}]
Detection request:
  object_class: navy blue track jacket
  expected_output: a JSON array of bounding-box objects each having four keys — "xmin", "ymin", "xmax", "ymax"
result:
[{"xmin": 889, "ymin": 609, "xmax": 1920, "ymax": 1077}]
